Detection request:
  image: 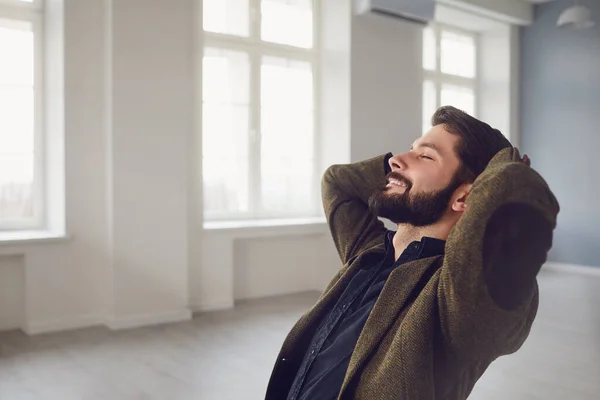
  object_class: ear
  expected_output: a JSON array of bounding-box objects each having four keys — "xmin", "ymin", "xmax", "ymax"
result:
[{"xmin": 451, "ymin": 183, "xmax": 472, "ymax": 213}]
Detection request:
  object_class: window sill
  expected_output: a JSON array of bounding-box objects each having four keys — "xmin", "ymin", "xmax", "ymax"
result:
[
  {"xmin": 0, "ymin": 230, "xmax": 70, "ymax": 246},
  {"xmin": 203, "ymin": 217, "xmax": 328, "ymax": 238}
]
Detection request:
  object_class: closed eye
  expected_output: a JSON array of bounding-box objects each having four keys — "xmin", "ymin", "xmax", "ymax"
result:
[{"xmin": 421, "ymin": 155, "xmax": 434, "ymax": 160}]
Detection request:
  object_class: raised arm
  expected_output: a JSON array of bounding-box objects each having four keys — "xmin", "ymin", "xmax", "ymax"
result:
[
  {"xmin": 437, "ymin": 147, "xmax": 560, "ymax": 359},
  {"xmin": 321, "ymin": 153, "xmax": 392, "ymax": 265}
]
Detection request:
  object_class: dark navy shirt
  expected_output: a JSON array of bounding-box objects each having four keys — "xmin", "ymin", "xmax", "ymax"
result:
[{"xmin": 286, "ymin": 232, "xmax": 446, "ymax": 400}]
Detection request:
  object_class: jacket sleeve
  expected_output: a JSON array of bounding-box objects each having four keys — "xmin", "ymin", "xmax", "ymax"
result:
[
  {"xmin": 437, "ymin": 147, "xmax": 560, "ymax": 359},
  {"xmin": 322, "ymin": 153, "xmax": 393, "ymax": 266}
]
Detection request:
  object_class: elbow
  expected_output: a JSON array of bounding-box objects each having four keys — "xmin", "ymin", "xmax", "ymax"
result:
[{"xmin": 321, "ymin": 164, "xmax": 340, "ymax": 191}]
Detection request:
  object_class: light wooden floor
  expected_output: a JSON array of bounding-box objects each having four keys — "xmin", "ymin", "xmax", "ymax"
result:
[{"xmin": 0, "ymin": 269, "xmax": 599, "ymax": 400}]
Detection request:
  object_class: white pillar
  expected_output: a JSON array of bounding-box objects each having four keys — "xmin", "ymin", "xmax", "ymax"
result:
[{"xmin": 106, "ymin": 0, "xmax": 194, "ymax": 328}]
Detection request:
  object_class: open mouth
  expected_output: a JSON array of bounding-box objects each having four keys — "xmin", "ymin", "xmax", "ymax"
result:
[{"xmin": 387, "ymin": 178, "xmax": 408, "ymax": 188}]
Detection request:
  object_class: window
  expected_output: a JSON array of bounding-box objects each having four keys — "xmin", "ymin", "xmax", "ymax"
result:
[
  {"xmin": 422, "ymin": 25, "xmax": 478, "ymax": 134},
  {"xmin": 202, "ymin": 0, "xmax": 318, "ymax": 221},
  {"xmin": 0, "ymin": 0, "xmax": 43, "ymax": 229}
]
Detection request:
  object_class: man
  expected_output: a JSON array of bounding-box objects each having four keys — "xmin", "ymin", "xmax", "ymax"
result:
[{"xmin": 265, "ymin": 106, "xmax": 559, "ymax": 400}]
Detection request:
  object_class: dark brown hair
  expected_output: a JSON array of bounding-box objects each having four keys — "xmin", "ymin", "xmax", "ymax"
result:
[{"xmin": 432, "ymin": 106, "xmax": 512, "ymax": 184}]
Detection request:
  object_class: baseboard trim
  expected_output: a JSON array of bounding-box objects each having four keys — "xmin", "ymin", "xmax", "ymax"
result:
[
  {"xmin": 189, "ymin": 298, "xmax": 234, "ymax": 313},
  {"xmin": 106, "ymin": 309, "xmax": 192, "ymax": 331},
  {"xmin": 23, "ymin": 314, "xmax": 103, "ymax": 336},
  {"xmin": 543, "ymin": 262, "xmax": 600, "ymax": 277},
  {"xmin": 22, "ymin": 309, "xmax": 195, "ymax": 336}
]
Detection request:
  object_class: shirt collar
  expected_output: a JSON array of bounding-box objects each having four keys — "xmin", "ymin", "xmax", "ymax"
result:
[
  {"xmin": 414, "ymin": 236, "xmax": 446, "ymax": 258},
  {"xmin": 385, "ymin": 231, "xmax": 446, "ymax": 260}
]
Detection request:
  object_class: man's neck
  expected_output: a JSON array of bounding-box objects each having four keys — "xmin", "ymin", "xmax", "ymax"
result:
[{"xmin": 392, "ymin": 222, "xmax": 452, "ymax": 261}]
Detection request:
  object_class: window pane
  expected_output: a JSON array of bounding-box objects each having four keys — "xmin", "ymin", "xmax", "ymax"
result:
[
  {"xmin": 0, "ymin": 23, "xmax": 33, "ymax": 87},
  {"xmin": 203, "ymin": 0, "xmax": 250, "ymax": 37},
  {"xmin": 261, "ymin": 57, "xmax": 314, "ymax": 214},
  {"xmin": 422, "ymin": 80, "xmax": 437, "ymax": 134},
  {"xmin": 203, "ymin": 48, "xmax": 249, "ymax": 104},
  {"xmin": 202, "ymin": 48, "xmax": 250, "ymax": 215},
  {"xmin": 423, "ymin": 27, "xmax": 436, "ymax": 71},
  {"xmin": 441, "ymin": 84, "xmax": 475, "ymax": 116},
  {"xmin": 440, "ymin": 30, "xmax": 476, "ymax": 78},
  {"xmin": 0, "ymin": 21, "xmax": 35, "ymax": 222},
  {"xmin": 261, "ymin": 0, "xmax": 313, "ymax": 49}
]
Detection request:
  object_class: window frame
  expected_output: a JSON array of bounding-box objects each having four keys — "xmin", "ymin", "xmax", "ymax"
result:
[
  {"xmin": 202, "ymin": 0, "xmax": 321, "ymax": 222},
  {"xmin": 423, "ymin": 23, "xmax": 479, "ymax": 133},
  {"xmin": 0, "ymin": 0, "xmax": 44, "ymax": 230}
]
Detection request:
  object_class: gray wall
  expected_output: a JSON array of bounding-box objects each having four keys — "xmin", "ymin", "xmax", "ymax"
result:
[{"xmin": 521, "ymin": 0, "xmax": 600, "ymax": 267}]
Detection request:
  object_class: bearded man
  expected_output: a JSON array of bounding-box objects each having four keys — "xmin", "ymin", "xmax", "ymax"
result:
[{"xmin": 265, "ymin": 106, "xmax": 559, "ymax": 400}]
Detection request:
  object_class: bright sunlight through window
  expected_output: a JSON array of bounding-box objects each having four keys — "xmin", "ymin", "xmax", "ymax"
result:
[
  {"xmin": 202, "ymin": 0, "xmax": 318, "ymax": 221},
  {"xmin": 422, "ymin": 25, "xmax": 478, "ymax": 134},
  {"xmin": 261, "ymin": 0, "xmax": 313, "ymax": 49},
  {"xmin": 0, "ymin": 12, "xmax": 40, "ymax": 228}
]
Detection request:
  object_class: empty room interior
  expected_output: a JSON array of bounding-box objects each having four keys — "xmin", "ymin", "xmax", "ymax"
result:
[{"xmin": 0, "ymin": 0, "xmax": 598, "ymax": 399}]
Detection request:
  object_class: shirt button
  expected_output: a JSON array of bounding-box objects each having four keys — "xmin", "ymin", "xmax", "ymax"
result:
[
  {"xmin": 342, "ymin": 304, "xmax": 347, "ymax": 309},
  {"xmin": 311, "ymin": 350, "xmax": 315, "ymax": 355}
]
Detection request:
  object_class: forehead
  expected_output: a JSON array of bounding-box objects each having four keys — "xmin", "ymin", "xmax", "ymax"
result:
[{"xmin": 415, "ymin": 125, "xmax": 460, "ymax": 159}]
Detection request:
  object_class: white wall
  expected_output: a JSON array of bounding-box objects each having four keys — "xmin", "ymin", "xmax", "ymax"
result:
[
  {"xmin": 0, "ymin": 256, "xmax": 24, "ymax": 331},
  {"xmin": 23, "ymin": 0, "xmax": 109, "ymax": 334},
  {"xmin": 199, "ymin": 222, "xmax": 339, "ymax": 308},
  {"xmin": 108, "ymin": 0, "xmax": 193, "ymax": 327},
  {"xmin": 351, "ymin": 13, "xmax": 423, "ymax": 161},
  {"xmin": 0, "ymin": 0, "xmax": 195, "ymax": 334},
  {"xmin": 320, "ymin": 0, "xmax": 352, "ymax": 171},
  {"xmin": 233, "ymin": 235, "xmax": 337, "ymax": 300}
]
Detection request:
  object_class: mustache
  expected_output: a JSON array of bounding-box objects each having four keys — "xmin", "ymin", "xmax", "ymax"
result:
[{"xmin": 386, "ymin": 171, "xmax": 412, "ymax": 189}]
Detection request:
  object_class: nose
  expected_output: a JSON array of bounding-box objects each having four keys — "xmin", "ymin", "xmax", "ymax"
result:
[{"xmin": 388, "ymin": 154, "xmax": 405, "ymax": 171}]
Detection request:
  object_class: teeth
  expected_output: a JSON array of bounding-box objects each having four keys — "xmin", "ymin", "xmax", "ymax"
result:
[{"xmin": 389, "ymin": 179, "xmax": 407, "ymax": 187}]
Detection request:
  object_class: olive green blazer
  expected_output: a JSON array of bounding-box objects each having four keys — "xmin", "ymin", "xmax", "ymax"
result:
[{"xmin": 266, "ymin": 148, "xmax": 559, "ymax": 400}]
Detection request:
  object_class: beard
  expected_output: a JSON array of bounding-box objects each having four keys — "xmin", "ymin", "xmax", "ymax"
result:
[{"xmin": 368, "ymin": 172, "xmax": 461, "ymax": 227}]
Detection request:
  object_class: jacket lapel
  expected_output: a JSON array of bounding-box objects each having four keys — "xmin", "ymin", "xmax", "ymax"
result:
[
  {"xmin": 340, "ymin": 255, "xmax": 444, "ymax": 396},
  {"xmin": 280, "ymin": 245, "xmax": 387, "ymax": 355}
]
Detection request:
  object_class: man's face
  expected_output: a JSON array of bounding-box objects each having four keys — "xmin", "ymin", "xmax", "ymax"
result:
[{"xmin": 369, "ymin": 125, "xmax": 463, "ymax": 226}]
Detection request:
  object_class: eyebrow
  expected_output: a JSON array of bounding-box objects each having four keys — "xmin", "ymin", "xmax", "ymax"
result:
[{"xmin": 411, "ymin": 142, "xmax": 441, "ymax": 154}]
